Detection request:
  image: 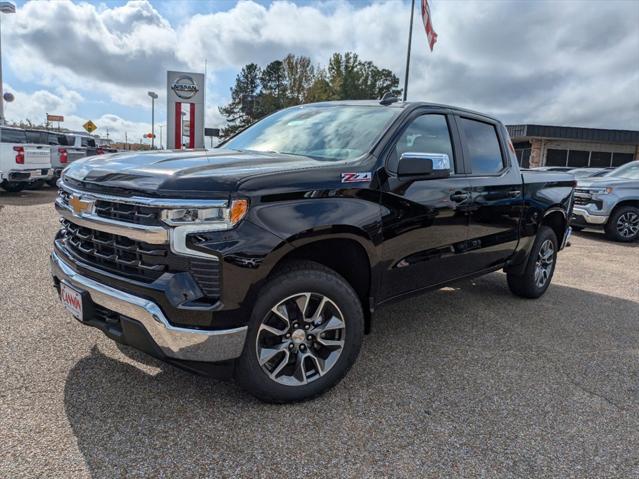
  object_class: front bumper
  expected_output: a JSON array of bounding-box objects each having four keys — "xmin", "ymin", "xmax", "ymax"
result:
[
  {"xmin": 51, "ymin": 250, "xmax": 247, "ymax": 363},
  {"xmin": 572, "ymin": 207, "xmax": 609, "ymax": 226}
]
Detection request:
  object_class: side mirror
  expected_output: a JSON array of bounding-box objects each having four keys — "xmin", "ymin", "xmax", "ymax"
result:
[{"xmin": 397, "ymin": 152, "xmax": 451, "ymax": 179}]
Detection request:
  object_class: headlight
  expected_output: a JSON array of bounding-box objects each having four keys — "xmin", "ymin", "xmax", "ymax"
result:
[
  {"xmin": 161, "ymin": 199, "xmax": 248, "ymax": 229},
  {"xmin": 587, "ymin": 187, "xmax": 613, "ymax": 195}
]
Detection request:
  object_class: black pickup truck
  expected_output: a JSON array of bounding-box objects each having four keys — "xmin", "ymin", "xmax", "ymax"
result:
[{"xmin": 51, "ymin": 100, "xmax": 574, "ymax": 402}]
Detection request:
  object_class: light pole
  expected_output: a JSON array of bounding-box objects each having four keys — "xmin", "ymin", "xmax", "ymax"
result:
[
  {"xmin": 147, "ymin": 91, "xmax": 158, "ymax": 149},
  {"xmin": 0, "ymin": 2, "xmax": 16, "ymax": 126}
]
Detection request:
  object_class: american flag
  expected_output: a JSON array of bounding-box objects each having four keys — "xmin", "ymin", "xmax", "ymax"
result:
[{"xmin": 421, "ymin": 0, "xmax": 438, "ymax": 51}]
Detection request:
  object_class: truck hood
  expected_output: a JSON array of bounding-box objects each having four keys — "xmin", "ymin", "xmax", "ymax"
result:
[
  {"xmin": 577, "ymin": 177, "xmax": 639, "ymax": 188},
  {"xmin": 63, "ymin": 148, "xmax": 329, "ymax": 197}
]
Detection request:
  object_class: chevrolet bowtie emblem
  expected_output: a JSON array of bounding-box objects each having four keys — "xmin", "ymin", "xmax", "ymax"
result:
[{"xmin": 68, "ymin": 195, "xmax": 94, "ymax": 215}]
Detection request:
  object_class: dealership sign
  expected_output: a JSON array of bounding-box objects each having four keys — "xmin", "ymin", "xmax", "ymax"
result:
[
  {"xmin": 167, "ymin": 71, "xmax": 205, "ymax": 149},
  {"xmin": 171, "ymin": 75, "xmax": 199, "ymax": 100},
  {"xmin": 47, "ymin": 114, "xmax": 64, "ymax": 122}
]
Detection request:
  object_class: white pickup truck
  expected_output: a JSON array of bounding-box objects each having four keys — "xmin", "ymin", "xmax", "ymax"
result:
[{"xmin": 0, "ymin": 126, "xmax": 52, "ymax": 192}]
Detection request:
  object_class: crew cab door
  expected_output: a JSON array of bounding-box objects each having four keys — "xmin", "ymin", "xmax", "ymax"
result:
[
  {"xmin": 457, "ymin": 115, "xmax": 524, "ymax": 271},
  {"xmin": 378, "ymin": 111, "xmax": 473, "ymax": 300}
]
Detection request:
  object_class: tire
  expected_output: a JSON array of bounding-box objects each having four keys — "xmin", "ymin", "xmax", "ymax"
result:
[
  {"xmin": 0, "ymin": 181, "xmax": 27, "ymax": 193},
  {"xmin": 26, "ymin": 179, "xmax": 46, "ymax": 190},
  {"xmin": 507, "ymin": 225, "xmax": 558, "ymax": 299},
  {"xmin": 46, "ymin": 178, "xmax": 59, "ymax": 188},
  {"xmin": 235, "ymin": 260, "xmax": 364, "ymax": 403},
  {"xmin": 604, "ymin": 206, "xmax": 639, "ymax": 242}
]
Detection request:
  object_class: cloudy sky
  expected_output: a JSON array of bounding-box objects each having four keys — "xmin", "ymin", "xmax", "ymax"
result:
[{"xmin": 3, "ymin": 0, "xmax": 638, "ymax": 143}]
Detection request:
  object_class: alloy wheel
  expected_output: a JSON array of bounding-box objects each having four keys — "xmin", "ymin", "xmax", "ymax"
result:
[
  {"xmin": 616, "ymin": 212, "xmax": 639, "ymax": 239},
  {"xmin": 534, "ymin": 239, "xmax": 555, "ymax": 288},
  {"xmin": 255, "ymin": 292, "xmax": 346, "ymax": 386}
]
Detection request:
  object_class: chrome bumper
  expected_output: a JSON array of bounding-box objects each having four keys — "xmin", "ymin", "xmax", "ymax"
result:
[
  {"xmin": 572, "ymin": 207, "xmax": 609, "ymax": 225},
  {"xmin": 50, "ymin": 250, "xmax": 247, "ymax": 362}
]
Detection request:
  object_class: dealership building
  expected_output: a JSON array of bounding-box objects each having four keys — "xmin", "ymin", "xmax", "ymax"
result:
[{"xmin": 506, "ymin": 124, "xmax": 639, "ymax": 169}]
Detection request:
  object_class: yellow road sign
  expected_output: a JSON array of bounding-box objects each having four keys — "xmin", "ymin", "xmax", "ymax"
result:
[{"xmin": 83, "ymin": 120, "xmax": 97, "ymax": 133}]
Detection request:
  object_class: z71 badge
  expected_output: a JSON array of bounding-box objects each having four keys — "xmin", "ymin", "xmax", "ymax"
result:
[{"xmin": 341, "ymin": 172, "xmax": 372, "ymax": 183}]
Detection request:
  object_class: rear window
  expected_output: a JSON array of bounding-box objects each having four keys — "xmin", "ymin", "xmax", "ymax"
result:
[
  {"xmin": 1, "ymin": 128, "xmax": 27, "ymax": 143},
  {"xmin": 460, "ymin": 118, "xmax": 505, "ymax": 175},
  {"xmin": 47, "ymin": 133, "xmax": 61, "ymax": 145},
  {"xmin": 26, "ymin": 131, "xmax": 45, "ymax": 144},
  {"xmin": 81, "ymin": 137, "xmax": 96, "ymax": 148}
]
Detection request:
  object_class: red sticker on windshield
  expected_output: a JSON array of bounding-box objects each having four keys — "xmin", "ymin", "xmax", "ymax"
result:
[{"xmin": 341, "ymin": 172, "xmax": 372, "ymax": 183}]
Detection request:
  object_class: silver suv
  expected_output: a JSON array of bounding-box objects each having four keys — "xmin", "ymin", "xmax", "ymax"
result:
[{"xmin": 572, "ymin": 161, "xmax": 639, "ymax": 242}]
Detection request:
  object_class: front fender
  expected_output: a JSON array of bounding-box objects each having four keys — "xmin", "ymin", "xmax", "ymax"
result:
[{"xmin": 248, "ymin": 193, "xmax": 384, "ymax": 265}]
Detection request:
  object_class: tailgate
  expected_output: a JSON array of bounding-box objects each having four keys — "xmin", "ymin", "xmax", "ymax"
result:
[
  {"xmin": 23, "ymin": 144, "xmax": 51, "ymax": 167},
  {"xmin": 67, "ymin": 148, "xmax": 86, "ymax": 163}
]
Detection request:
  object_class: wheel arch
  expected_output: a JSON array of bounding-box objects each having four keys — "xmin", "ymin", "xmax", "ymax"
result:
[
  {"xmin": 542, "ymin": 208, "xmax": 568, "ymax": 244},
  {"xmin": 268, "ymin": 230, "xmax": 377, "ymax": 333}
]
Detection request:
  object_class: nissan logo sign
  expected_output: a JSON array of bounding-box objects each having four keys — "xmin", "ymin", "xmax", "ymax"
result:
[{"xmin": 171, "ymin": 75, "xmax": 199, "ymax": 100}]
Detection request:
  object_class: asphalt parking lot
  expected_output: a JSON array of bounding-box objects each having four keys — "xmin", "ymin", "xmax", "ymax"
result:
[{"xmin": 1, "ymin": 186, "xmax": 638, "ymax": 478}]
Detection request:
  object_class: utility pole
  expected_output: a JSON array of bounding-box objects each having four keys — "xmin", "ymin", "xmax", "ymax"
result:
[
  {"xmin": 147, "ymin": 91, "xmax": 158, "ymax": 149},
  {"xmin": 159, "ymin": 124, "xmax": 164, "ymax": 150},
  {"xmin": 0, "ymin": 2, "xmax": 17, "ymax": 125},
  {"xmin": 124, "ymin": 131, "xmax": 128, "ymax": 151},
  {"xmin": 403, "ymin": 0, "xmax": 416, "ymax": 102}
]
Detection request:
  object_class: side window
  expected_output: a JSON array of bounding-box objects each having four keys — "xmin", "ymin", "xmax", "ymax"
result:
[
  {"xmin": 459, "ymin": 117, "xmax": 504, "ymax": 175},
  {"xmin": 389, "ymin": 114, "xmax": 455, "ymax": 173},
  {"xmin": 26, "ymin": 131, "xmax": 44, "ymax": 144},
  {"xmin": 0, "ymin": 128, "xmax": 27, "ymax": 143}
]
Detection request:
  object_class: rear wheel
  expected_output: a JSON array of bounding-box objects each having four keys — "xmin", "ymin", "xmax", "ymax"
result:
[
  {"xmin": 604, "ymin": 206, "xmax": 639, "ymax": 242},
  {"xmin": 235, "ymin": 261, "xmax": 364, "ymax": 403},
  {"xmin": 26, "ymin": 179, "xmax": 46, "ymax": 190},
  {"xmin": 46, "ymin": 178, "xmax": 59, "ymax": 188},
  {"xmin": 0, "ymin": 181, "xmax": 27, "ymax": 193},
  {"xmin": 507, "ymin": 226, "xmax": 558, "ymax": 299}
]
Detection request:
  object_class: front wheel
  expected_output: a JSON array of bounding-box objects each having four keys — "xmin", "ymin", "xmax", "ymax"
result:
[
  {"xmin": 604, "ymin": 206, "xmax": 639, "ymax": 242},
  {"xmin": 235, "ymin": 261, "xmax": 364, "ymax": 403},
  {"xmin": 507, "ymin": 226, "xmax": 558, "ymax": 299}
]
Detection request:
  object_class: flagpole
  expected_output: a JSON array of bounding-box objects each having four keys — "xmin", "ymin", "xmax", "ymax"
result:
[{"xmin": 403, "ymin": 0, "xmax": 416, "ymax": 101}]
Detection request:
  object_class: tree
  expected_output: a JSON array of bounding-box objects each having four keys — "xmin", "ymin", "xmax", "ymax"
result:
[
  {"xmin": 259, "ymin": 60, "xmax": 287, "ymax": 113},
  {"xmin": 282, "ymin": 54, "xmax": 315, "ymax": 104},
  {"xmin": 218, "ymin": 52, "xmax": 402, "ymax": 138},
  {"xmin": 218, "ymin": 63, "xmax": 262, "ymax": 137}
]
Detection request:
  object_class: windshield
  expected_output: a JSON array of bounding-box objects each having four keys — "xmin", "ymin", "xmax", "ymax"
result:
[
  {"xmin": 605, "ymin": 162, "xmax": 639, "ymax": 179},
  {"xmin": 224, "ymin": 105, "xmax": 399, "ymax": 161}
]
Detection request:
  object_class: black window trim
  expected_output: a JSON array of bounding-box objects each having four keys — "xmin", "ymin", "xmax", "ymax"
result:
[
  {"xmin": 382, "ymin": 107, "xmax": 465, "ymax": 176},
  {"xmin": 455, "ymin": 113, "xmax": 512, "ymax": 178}
]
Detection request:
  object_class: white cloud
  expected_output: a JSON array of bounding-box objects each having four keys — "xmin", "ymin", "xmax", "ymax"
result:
[
  {"xmin": 4, "ymin": 85, "xmax": 153, "ymax": 143},
  {"xmin": 3, "ymin": 0, "xmax": 639, "ymax": 131}
]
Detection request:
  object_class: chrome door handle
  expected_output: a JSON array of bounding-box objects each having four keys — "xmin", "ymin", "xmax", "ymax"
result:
[{"xmin": 508, "ymin": 190, "xmax": 522, "ymax": 198}]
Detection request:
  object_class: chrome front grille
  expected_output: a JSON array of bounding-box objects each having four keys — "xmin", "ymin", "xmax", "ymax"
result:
[
  {"xmin": 58, "ymin": 188, "xmax": 162, "ymax": 226},
  {"xmin": 56, "ymin": 182, "xmax": 222, "ymax": 298},
  {"xmin": 573, "ymin": 195, "xmax": 592, "ymax": 206},
  {"xmin": 94, "ymin": 200, "xmax": 161, "ymax": 226},
  {"xmin": 62, "ymin": 219, "xmax": 171, "ymax": 282}
]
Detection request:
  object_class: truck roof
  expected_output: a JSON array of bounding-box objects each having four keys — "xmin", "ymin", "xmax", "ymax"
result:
[{"xmin": 300, "ymin": 100, "xmax": 501, "ymax": 123}]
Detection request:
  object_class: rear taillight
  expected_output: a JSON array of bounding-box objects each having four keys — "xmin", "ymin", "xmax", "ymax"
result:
[
  {"xmin": 58, "ymin": 148, "xmax": 68, "ymax": 164},
  {"xmin": 96, "ymin": 147, "xmax": 105, "ymax": 155},
  {"xmin": 13, "ymin": 146, "xmax": 24, "ymax": 164}
]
